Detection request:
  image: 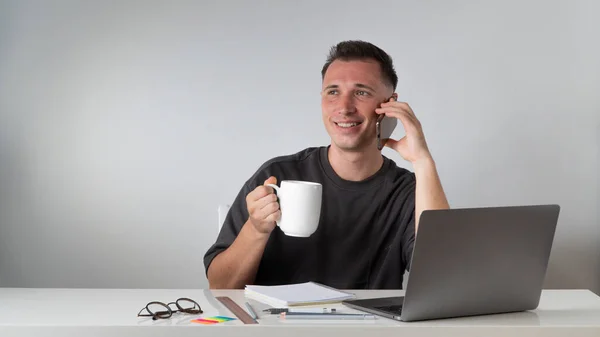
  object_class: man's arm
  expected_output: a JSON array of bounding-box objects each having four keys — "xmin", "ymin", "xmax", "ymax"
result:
[
  {"xmin": 207, "ymin": 220, "xmax": 270, "ymax": 288},
  {"xmin": 207, "ymin": 176, "xmax": 280, "ymax": 289},
  {"xmin": 413, "ymin": 157, "xmax": 450, "ymax": 232},
  {"xmin": 376, "ymin": 97, "xmax": 450, "ymax": 232}
]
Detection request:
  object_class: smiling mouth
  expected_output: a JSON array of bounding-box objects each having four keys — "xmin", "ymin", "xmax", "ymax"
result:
[{"xmin": 335, "ymin": 122, "xmax": 362, "ymax": 128}]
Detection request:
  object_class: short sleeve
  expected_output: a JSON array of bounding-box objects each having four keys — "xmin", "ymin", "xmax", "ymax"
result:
[
  {"xmin": 401, "ymin": 210, "xmax": 416, "ymax": 271},
  {"xmin": 202, "ymin": 181, "xmax": 253, "ymax": 276},
  {"xmin": 202, "ymin": 155, "xmax": 282, "ymax": 276},
  {"xmin": 401, "ymin": 177, "xmax": 416, "ymax": 272}
]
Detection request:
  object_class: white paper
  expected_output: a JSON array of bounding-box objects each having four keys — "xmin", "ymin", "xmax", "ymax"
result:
[{"xmin": 244, "ymin": 282, "xmax": 355, "ymax": 307}]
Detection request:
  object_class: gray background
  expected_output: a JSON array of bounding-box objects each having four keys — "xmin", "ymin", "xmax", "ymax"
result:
[{"xmin": 0, "ymin": 0, "xmax": 598, "ymax": 293}]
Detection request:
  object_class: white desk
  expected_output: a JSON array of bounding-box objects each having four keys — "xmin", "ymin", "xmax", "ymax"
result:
[{"xmin": 0, "ymin": 288, "xmax": 599, "ymax": 337}]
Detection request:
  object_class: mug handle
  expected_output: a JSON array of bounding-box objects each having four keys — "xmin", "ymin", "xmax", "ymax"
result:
[
  {"xmin": 266, "ymin": 184, "xmax": 281, "ymax": 227},
  {"xmin": 266, "ymin": 184, "xmax": 280, "ymax": 193}
]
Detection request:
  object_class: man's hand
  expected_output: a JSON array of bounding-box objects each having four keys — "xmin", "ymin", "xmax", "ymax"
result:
[
  {"xmin": 208, "ymin": 176, "xmax": 280, "ymax": 289},
  {"xmin": 376, "ymin": 97, "xmax": 450, "ymax": 232},
  {"xmin": 246, "ymin": 176, "xmax": 281, "ymax": 235},
  {"xmin": 375, "ymin": 97, "xmax": 432, "ymax": 164}
]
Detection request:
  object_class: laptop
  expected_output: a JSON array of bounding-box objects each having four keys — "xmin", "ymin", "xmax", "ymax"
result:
[{"xmin": 342, "ymin": 204, "xmax": 560, "ymax": 322}]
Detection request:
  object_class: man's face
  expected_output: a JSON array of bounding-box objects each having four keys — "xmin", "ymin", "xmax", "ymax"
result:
[{"xmin": 321, "ymin": 59, "xmax": 394, "ymax": 153}]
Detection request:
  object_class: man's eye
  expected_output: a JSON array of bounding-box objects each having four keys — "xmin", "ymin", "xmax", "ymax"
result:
[
  {"xmin": 327, "ymin": 90, "xmax": 338, "ymax": 95},
  {"xmin": 356, "ymin": 90, "xmax": 369, "ymax": 96}
]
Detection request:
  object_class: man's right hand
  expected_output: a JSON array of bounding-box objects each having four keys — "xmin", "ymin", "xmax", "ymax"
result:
[
  {"xmin": 208, "ymin": 176, "xmax": 281, "ymax": 289},
  {"xmin": 246, "ymin": 176, "xmax": 281, "ymax": 235}
]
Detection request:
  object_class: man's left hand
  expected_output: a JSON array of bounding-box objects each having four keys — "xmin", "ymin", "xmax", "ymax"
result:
[{"xmin": 375, "ymin": 97, "xmax": 432, "ymax": 164}]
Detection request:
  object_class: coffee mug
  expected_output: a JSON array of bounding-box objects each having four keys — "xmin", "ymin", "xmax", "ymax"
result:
[{"xmin": 266, "ymin": 180, "xmax": 322, "ymax": 237}]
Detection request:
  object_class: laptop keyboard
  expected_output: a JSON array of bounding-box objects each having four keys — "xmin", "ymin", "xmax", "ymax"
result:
[{"xmin": 375, "ymin": 304, "xmax": 403, "ymax": 314}]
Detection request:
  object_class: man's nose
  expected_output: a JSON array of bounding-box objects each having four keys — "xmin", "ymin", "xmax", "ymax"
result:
[{"xmin": 338, "ymin": 94, "xmax": 356, "ymax": 115}]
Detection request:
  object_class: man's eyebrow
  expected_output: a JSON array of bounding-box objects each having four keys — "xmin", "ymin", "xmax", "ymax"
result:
[
  {"xmin": 323, "ymin": 83, "xmax": 376, "ymax": 91},
  {"xmin": 356, "ymin": 83, "xmax": 376, "ymax": 92}
]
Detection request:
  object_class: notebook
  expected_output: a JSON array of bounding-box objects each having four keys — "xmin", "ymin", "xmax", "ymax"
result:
[{"xmin": 244, "ymin": 282, "xmax": 356, "ymax": 307}]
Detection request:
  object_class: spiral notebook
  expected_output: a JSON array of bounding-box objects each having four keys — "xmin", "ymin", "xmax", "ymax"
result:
[{"xmin": 244, "ymin": 282, "xmax": 356, "ymax": 307}]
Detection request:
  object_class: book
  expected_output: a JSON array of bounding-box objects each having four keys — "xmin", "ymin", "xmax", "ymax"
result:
[{"xmin": 244, "ymin": 282, "xmax": 356, "ymax": 307}]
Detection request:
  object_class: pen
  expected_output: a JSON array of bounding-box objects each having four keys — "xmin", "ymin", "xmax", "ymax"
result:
[
  {"xmin": 263, "ymin": 308, "xmax": 337, "ymax": 314},
  {"xmin": 280, "ymin": 312, "xmax": 376, "ymax": 320},
  {"xmin": 245, "ymin": 302, "xmax": 258, "ymax": 320}
]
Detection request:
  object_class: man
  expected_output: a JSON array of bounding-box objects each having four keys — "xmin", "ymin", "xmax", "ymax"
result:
[{"xmin": 204, "ymin": 40, "xmax": 450, "ymax": 289}]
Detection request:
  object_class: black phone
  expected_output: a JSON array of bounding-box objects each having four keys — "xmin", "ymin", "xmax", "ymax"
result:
[{"xmin": 376, "ymin": 100, "xmax": 398, "ymax": 150}]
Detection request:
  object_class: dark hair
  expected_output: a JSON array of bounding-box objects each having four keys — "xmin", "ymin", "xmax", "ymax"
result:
[{"xmin": 321, "ymin": 40, "xmax": 398, "ymax": 90}]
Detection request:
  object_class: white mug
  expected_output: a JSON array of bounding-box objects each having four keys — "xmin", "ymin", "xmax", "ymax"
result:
[{"xmin": 266, "ymin": 180, "xmax": 322, "ymax": 237}]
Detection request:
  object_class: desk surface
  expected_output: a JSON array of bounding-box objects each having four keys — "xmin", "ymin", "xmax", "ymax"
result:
[{"xmin": 1, "ymin": 288, "xmax": 599, "ymax": 337}]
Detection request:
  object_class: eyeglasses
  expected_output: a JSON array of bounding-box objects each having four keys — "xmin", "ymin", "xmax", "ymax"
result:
[{"xmin": 137, "ymin": 297, "xmax": 203, "ymax": 320}]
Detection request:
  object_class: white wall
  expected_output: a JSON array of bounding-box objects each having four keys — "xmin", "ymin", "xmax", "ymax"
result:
[{"xmin": 0, "ymin": 0, "xmax": 598, "ymax": 293}]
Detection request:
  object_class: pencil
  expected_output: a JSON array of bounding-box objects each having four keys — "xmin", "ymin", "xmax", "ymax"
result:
[{"xmin": 244, "ymin": 302, "xmax": 258, "ymax": 320}]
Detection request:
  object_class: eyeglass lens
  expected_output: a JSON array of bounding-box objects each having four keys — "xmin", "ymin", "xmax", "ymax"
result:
[
  {"xmin": 176, "ymin": 298, "xmax": 202, "ymax": 314},
  {"xmin": 147, "ymin": 302, "xmax": 171, "ymax": 319}
]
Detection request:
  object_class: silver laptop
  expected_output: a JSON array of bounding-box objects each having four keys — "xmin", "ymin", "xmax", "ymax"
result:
[{"xmin": 342, "ymin": 204, "xmax": 560, "ymax": 322}]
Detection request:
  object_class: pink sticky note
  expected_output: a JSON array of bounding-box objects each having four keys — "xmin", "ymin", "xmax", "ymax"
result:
[{"xmin": 191, "ymin": 318, "xmax": 219, "ymax": 324}]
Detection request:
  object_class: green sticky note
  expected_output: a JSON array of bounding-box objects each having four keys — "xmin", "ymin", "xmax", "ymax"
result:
[{"xmin": 210, "ymin": 316, "xmax": 236, "ymax": 322}]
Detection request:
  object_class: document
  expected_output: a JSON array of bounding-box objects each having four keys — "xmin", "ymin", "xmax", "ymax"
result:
[{"xmin": 244, "ymin": 282, "xmax": 356, "ymax": 307}]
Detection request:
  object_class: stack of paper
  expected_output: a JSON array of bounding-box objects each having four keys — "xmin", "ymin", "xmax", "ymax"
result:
[{"xmin": 244, "ymin": 282, "xmax": 356, "ymax": 307}]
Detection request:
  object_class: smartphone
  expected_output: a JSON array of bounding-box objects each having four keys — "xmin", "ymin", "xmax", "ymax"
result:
[{"xmin": 376, "ymin": 113, "xmax": 397, "ymax": 150}]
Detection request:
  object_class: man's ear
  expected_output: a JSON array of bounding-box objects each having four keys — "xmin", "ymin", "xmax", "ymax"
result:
[{"xmin": 390, "ymin": 93, "xmax": 398, "ymax": 101}]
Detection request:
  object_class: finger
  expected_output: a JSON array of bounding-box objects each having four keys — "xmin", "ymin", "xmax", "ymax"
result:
[
  {"xmin": 376, "ymin": 106, "xmax": 415, "ymax": 119},
  {"xmin": 253, "ymin": 193, "xmax": 278, "ymax": 211},
  {"xmin": 376, "ymin": 107, "xmax": 420, "ymax": 133},
  {"xmin": 396, "ymin": 101, "xmax": 417, "ymax": 118},
  {"xmin": 379, "ymin": 101, "xmax": 413, "ymax": 114},
  {"xmin": 380, "ymin": 99, "xmax": 398, "ymax": 107},
  {"xmin": 380, "ymin": 95, "xmax": 397, "ymax": 105},
  {"xmin": 247, "ymin": 185, "xmax": 274, "ymax": 203},
  {"xmin": 380, "ymin": 101, "xmax": 417, "ymax": 118},
  {"xmin": 384, "ymin": 137, "xmax": 401, "ymax": 150},
  {"xmin": 260, "ymin": 176, "xmax": 278, "ymax": 194},
  {"xmin": 260, "ymin": 200, "xmax": 280, "ymax": 214},
  {"xmin": 264, "ymin": 176, "xmax": 277, "ymax": 186},
  {"xmin": 258, "ymin": 202, "xmax": 280, "ymax": 220},
  {"xmin": 380, "ymin": 99, "xmax": 407, "ymax": 108},
  {"xmin": 378, "ymin": 137, "xmax": 392, "ymax": 149},
  {"xmin": 265, "ymin": 210, "xmax": 281, "ymax": 223},
  {"xmin": 377, "ymin": 105, "xmax": 420, "ymax": 125}
]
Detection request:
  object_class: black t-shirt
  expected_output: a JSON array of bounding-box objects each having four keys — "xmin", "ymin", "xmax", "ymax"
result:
[{"xmin": 203, "ymin": 146, "xmax": 416, "ymax": 289}]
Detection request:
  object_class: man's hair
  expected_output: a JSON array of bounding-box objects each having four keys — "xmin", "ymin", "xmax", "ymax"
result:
[{"xmin": 321, "ymin": 40, "xmax": 398, "ymax": 90}]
